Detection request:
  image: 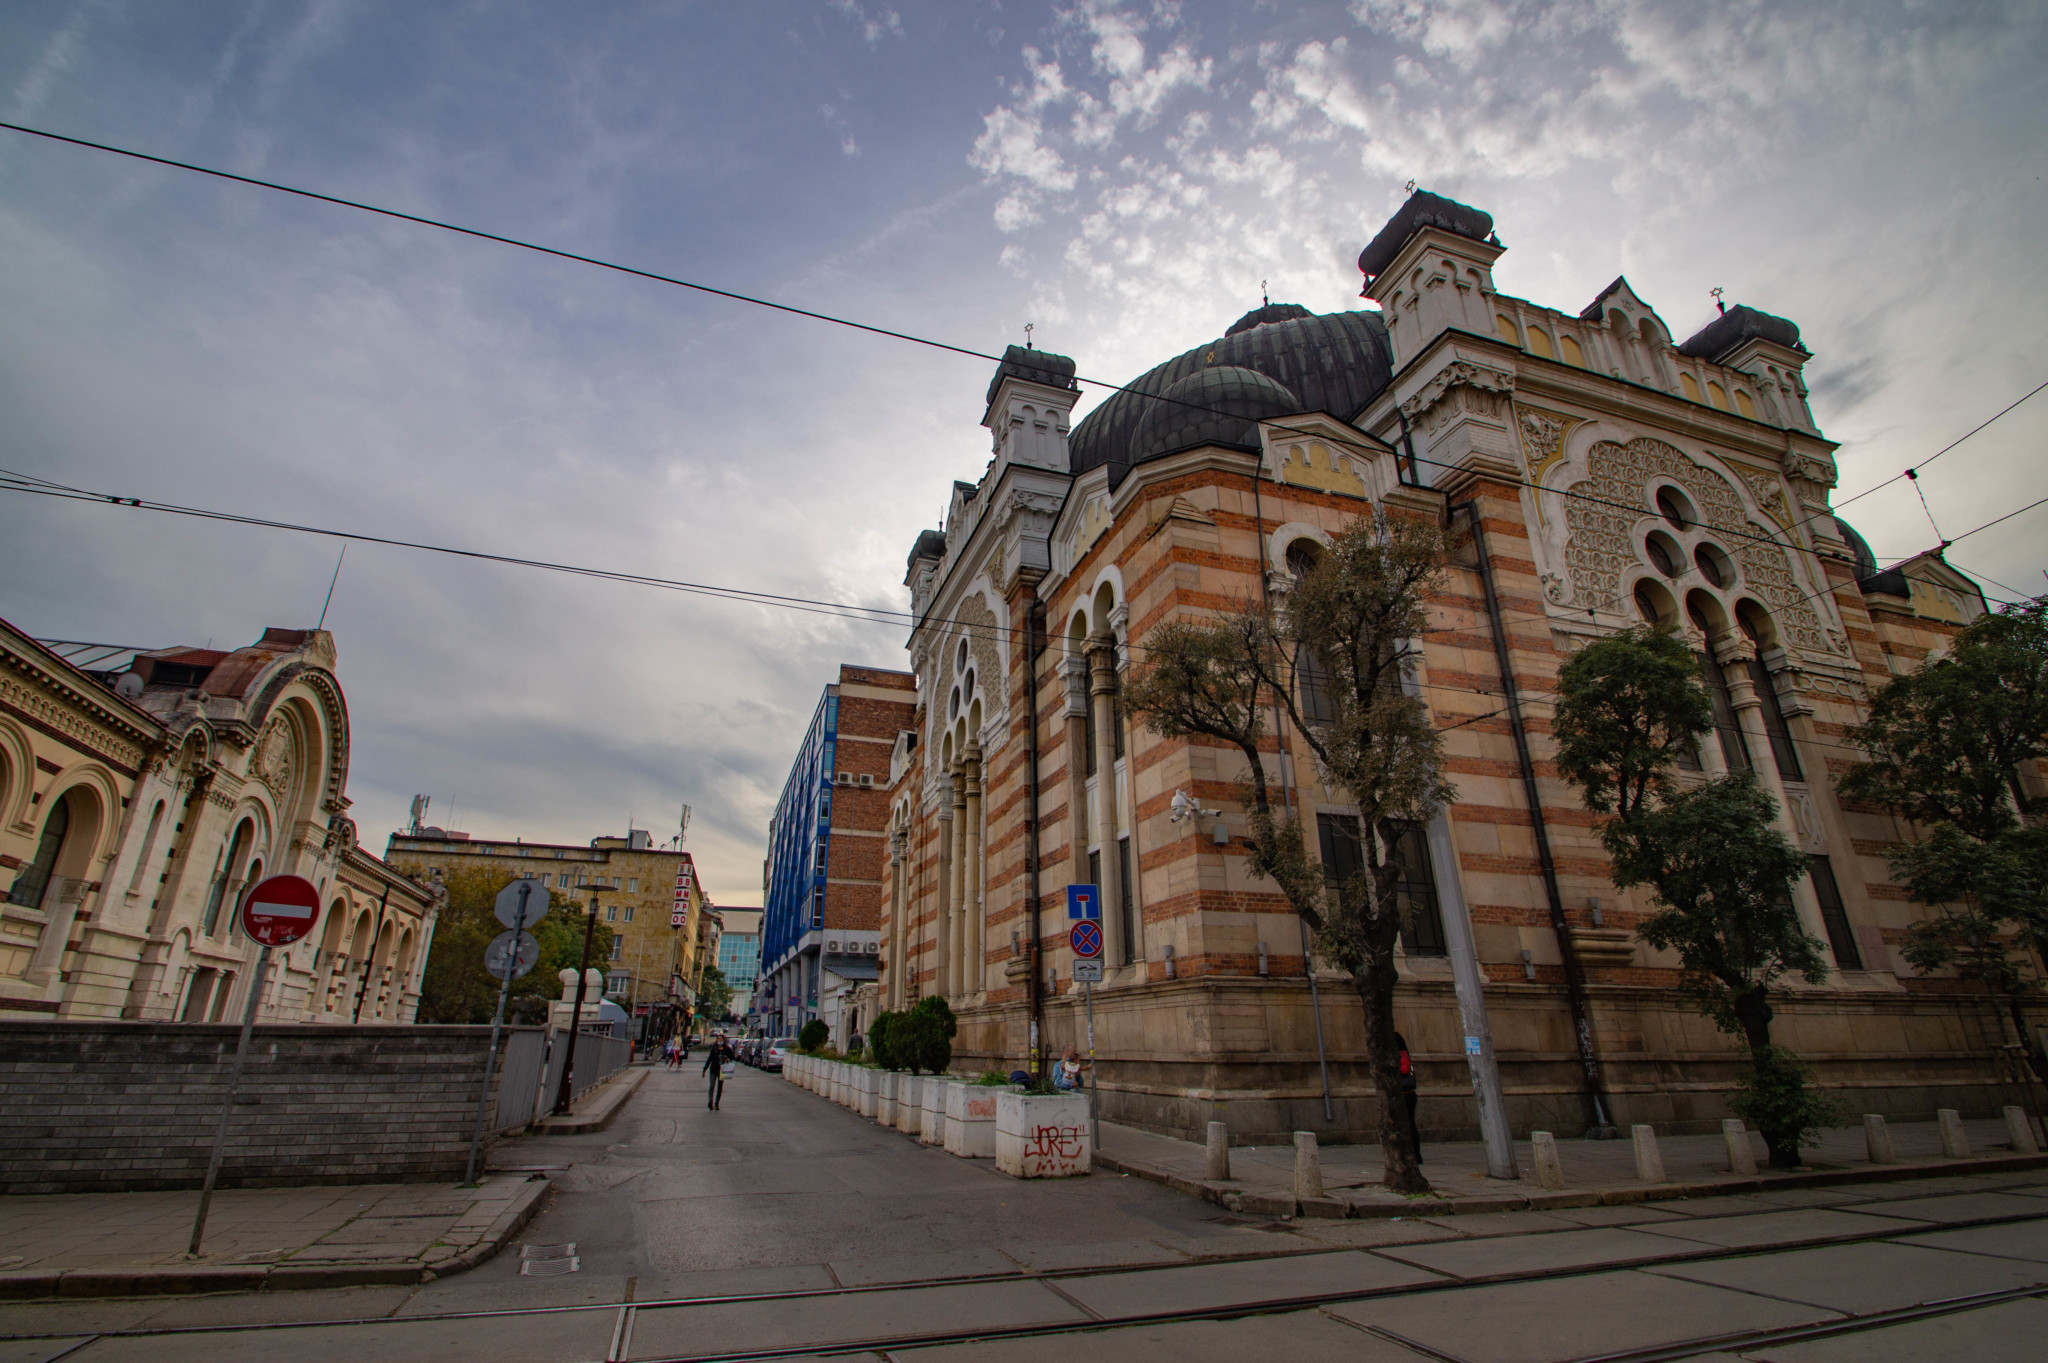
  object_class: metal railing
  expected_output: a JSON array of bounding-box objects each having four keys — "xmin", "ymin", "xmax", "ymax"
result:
[{"xmin": 491, "ymin": 1025, "xmax": 631, "ymax": 1132}]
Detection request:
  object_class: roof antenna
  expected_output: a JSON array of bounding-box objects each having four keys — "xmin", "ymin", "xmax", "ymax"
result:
[
  {"xmin": 1023, "ymin": 322, "xmax": 1034, "ymax": 349},
  {"xmin": 1404, "ymin": 179, "xmax": 1417, "ymax": 195},
  {"xmin": 1261, "ymin": 279, "xmax": 1269, "ymax": 307},
  {"xmin": 1710, "ymin": 286, "xmax": 1726, "ymax": 316},
  {"xmin": 317, "ymin": 544, "xmax": 347, "ymax": 630}
]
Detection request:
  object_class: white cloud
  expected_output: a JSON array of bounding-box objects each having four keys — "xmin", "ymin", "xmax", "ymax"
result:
[
  {"xmin": 828, "ymin": 0, "xmax": 904, "ymax": 45},
  {"xmin": 969, "ymin": 106, "xmax": 1077, "ymax": 191}
]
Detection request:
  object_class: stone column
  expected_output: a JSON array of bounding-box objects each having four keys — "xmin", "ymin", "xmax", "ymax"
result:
[
  {"xmin": 963, "ymin": 742, "xmax": 984, "ymax": 997},
  {"xmin": 935, "ymin": 801, "xmax": 954, "ymax": 1002},
  {"xmin": 886, "ymin": 829, "xmax": 907, "ymax": 1010},
  {"xmin": 1087, "ymin": 633, "xmax": 1125, "ymax": 968},
  {"xmin": 24, "ymin": 877, "xmax": 86, "ymax": 986},
  {"xmin": 1719, "ymin": 640, "xmax": 1833, "ymax": 963},
  {"xmin": 1686, "ymin": 628, "xmax": 1730, "ymax": 778},
  {"xmin": 1063, "ymin": 655, "xmax": 1092, "ymax": 885},
  {"xmin": 948, "ymin": 765, "xmax": 969, "ymax": 996}
]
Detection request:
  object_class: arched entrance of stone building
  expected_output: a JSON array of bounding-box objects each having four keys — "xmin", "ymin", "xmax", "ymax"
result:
[
  {"xmin": 11, "ymin": 782, "xmax": 108, "ymax": 983},
  {"xmin": 200, "ymin": 816, "xmax": 261, "ymax": 938},
  {"xmin": 7, "ymin": 791, "xmax": 74, "ymax": 913}
]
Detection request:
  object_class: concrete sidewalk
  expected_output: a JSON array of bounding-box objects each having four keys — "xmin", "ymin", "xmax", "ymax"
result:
[
  {"xmin": 1099, "ymin": 1114, "xmax": 2048, "ymax": 1219},
  {"xmin": 0, "ymin": 1172, "xmax": 549, "ymax": 1298}
]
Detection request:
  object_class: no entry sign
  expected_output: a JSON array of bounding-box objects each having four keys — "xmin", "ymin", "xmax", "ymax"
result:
[{"xmin": 239, "ymin": 874, "xmax": 321, "ymax": 946}]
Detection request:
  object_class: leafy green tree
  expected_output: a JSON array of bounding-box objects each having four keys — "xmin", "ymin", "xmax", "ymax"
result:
[
  {"xmin": 1126, "ymin": 512, "xmax": 1449, "ymax": 1194},
  {"xmin": 695, "ymin": 963, "xmax": 734, "ymax": 1021},
  {"xmin": 1839, "ymin": 599, "xmax": 2048, "ymax": 1083},
  {"xmin": 1554, "ymin": 628, "xmax": 1832, "ymax": 1167},
  {"xmin": 798, "ymin": 1018, "xmax": 828, "ymax": 1052},
  {"xmin": 408, "ymin": 864, "xmax": 614, "ymax": 1025}
]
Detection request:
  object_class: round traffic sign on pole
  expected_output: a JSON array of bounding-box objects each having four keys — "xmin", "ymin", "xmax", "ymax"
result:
[
  {"xmin": 494, "ymin": 878, "xmax": 551, "ymax": 930},
  {"xmin": 485, "ymin": 930, "xmax": 541, "ymax": 981},
  {"xmin": 1070, "ymin": 920, "xmax": 1103, "ymax": 959},
  {"xmin": 239, "ymin": 875, "xmax": 321, "ymax": 946}
]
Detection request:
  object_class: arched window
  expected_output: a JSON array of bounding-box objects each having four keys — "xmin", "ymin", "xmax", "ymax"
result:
[
  {"xmin": 203, "ymin": 821, "xmax": 254, "ymax": 936},
  {"xmin": 1656, "ymin": 487, "xmax": 1694, "ymax": 531},
  {"xmin": 1495, "ymin": 313, "xmax": 1521, "ymax": 346},
  {"xmin": 1707, "ymin": 380, "xmax": 1730, "ymax": 411},
  {"xmin": 1687, "ymin": 595, "xmax": 1750, "ymax": 772},
  {"xmin": 1526, "ymin": 326, "xmax": 1555, "ymax": 359},
  {"xmin": 1285, "ymin": 541, "xmax": 1337, "ymax": 724},
  {"xmin": 1735, "ymin": 390, "xmax": 1758, "ymax": 419},
  {"xmin": 128, "ymin": 800, "xmax": 167, "ymax": 892},
  {"xmin": 1680, "ymin": 373, "xmax": 1703, "ymax": 403},
  {"xmin": 1736, "ymin": 604, "xmax": 1802, "ymax": 780},
  {"xmin": 1560, "ymin": 335, "xmax": 1586, "ymax": 368},
  {"xmin": 6, "ymin": 796, "xmax": 71, "ymax": 910}
]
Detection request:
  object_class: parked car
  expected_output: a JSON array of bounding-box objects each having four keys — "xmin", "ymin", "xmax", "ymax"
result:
[
  {"xmin": 740, "ymin": 1037, "xmax": 762, "ymax": 1067},
  {"xmin": 761, "ymin": 1037, "xmax": 794, "ymax": 1072}
]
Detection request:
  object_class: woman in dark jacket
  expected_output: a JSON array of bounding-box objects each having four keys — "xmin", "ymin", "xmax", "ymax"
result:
[{"xmin": 702, "ymin": 1036, "xmax": 730, "ymax": 1111}]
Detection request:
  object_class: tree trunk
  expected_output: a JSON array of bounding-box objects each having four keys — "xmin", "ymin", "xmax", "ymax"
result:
[
  {"xmin": 1732, "ymin": 988, "xmax": 1800, "ymax": 1169},
  {"xmin": 1355, "ymin": 943, "xmax": 1429, "ymax": 1195}
]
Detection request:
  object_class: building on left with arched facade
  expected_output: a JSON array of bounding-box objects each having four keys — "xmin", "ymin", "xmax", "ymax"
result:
[{"xmin": 0, "ymin": 619, "xmax": 436, "ymax": 1024}]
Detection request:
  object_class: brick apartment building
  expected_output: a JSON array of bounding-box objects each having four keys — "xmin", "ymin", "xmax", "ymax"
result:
[{"xmin": 755, "ymin": 665, "xmax": 915, "ymax": 1037}]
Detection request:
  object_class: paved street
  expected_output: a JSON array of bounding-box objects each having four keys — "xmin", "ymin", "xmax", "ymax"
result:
[{"xmin": 0, "ymin": 1064, "xmax": 2043, "ymax": 1361}]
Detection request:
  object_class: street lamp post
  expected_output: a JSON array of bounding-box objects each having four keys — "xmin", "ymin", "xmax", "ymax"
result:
[{"xmin": 551, "ymin": 882, "xmax": 611, "ymax": 1117}]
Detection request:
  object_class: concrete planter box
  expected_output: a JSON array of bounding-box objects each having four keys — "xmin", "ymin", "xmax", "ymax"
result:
[
  {"xmin": 920, "ymin": 1076, "xmax": 954, "ymax": 1145},
  {"xmin": 895, "ymin": 1075, "xmax": 923, "ymax": 1134},
  {"xmin": 833, "ymin": 1063, "xmax": 849, "ymax": 1106},
  {"xmin": 945, "ymin": 1082, "xmax": 1000, "ymax": 1159},
  {"xmin": 857, "ymin": 1068, "xmax": 878, "ymax": 1119},
  {"xmin": 876, "ymin": 1071, "xmax": 898, "ymax": 1127},
  {"xmin": 995, "ymin": 1091, "xmax": 1091, "ymax": 1178}
]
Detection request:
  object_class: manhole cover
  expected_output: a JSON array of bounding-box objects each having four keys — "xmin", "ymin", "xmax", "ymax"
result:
[{"xmin": 520, "ymin": 1243, "xmax": 580, "ymax": 1276}]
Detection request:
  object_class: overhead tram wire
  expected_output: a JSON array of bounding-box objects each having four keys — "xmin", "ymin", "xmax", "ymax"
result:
[
  {"xmin": 6, "ymin": 119, "xmax": 2037, "ymax": 595},
  {"xmin": 1, "ymin": 468, "xmax": 2019, "ymax": 769}
]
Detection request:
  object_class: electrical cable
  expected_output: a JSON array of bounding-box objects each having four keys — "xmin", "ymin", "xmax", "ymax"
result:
[{"xmin": 5, "ymin": 118, "xmax": 2036, "ymax": 595}]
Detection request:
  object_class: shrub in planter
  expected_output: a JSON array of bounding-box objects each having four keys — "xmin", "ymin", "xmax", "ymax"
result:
[
  {"xmin": 869, "ymin": 1011, "xmax": 906, "ymax": 1071},
  {"xmin": 904, "ymin": 995, "xmax": 956, "ymax": 1074},
  {"xmin": 798, "ymin": 1019, "xmax": 828, "ymax": 1053}
]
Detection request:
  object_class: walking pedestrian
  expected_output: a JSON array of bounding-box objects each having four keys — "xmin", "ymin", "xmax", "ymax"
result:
[
  {"xmin": 702, "ymin": 1035, "xmax": 730, "ymax": 1110},
  {"xmin": 1395, "ymin": 1031, "xmax": 1422, "ymax": 1164}
]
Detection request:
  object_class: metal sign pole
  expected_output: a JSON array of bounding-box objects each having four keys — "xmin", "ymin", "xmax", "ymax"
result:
[
  {"xmin": 464, "ymin": 883, "xmax": 532, "ymax": 1185},
  {"xmin": 188, "ymin": 943, "xmax": 273, "ymax": 1257},
  {"xmin": 1083, "ymin": 979, "xmax": 1098, "ymax": 1153}
]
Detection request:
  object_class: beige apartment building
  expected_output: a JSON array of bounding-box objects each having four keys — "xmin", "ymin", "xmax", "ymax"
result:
[{"xmin": 385, "ymin": 826, "xmax": 709, "ymax": 1009}]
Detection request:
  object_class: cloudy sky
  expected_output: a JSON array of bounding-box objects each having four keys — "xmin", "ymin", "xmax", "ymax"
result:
[{"xmin": 4, "ymin": 0, "xmax": 2044, "ymax": 906}]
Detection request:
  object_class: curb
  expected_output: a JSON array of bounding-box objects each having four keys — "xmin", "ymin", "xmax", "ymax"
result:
[
  {"xmin": 1097, "ymin": 1148, "xmax": 2048, "ymax": 1221},
  {"xmin": 532, "ymin": 1066, "xmax": 648, "ymax": 1134},
  {"xmin": 0, "ymin": 1176, "xmax": 553, "ymax": 1300}
]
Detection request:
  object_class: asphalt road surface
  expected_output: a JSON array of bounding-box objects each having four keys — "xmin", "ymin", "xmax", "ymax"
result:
[{"xmin": 2, "ymin": 1064, "xmax": 2044, "ymax": 1362}]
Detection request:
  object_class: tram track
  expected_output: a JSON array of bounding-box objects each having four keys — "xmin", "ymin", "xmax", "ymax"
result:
[{"xmin": 5, "ymin": 1201, "xmax": 2042, "ymax": 1361}]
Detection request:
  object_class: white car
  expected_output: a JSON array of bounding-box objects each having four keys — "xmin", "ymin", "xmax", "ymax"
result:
[{"xmin": 761, "ymin": 1038, "xmax": 795, "ymax": 1072}]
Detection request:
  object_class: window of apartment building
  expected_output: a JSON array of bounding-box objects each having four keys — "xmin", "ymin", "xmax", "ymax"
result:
[
  {"xmin": 628, "ymin": 878, "xmax": 638, "ymax": 893},
  {"xmin": 811, "ymin": 886, "xmax": 825, "ymax": 929},
  {"xmin": 1808, "ymin": 856, "xmax": 1862, "ymax": 970},
  {"xmin": 609, "ymin": 938, "xmax": 622, "ymax": 960},
  {"xmin": 606, "ymin": 905, "xmax": 617, "ymax": 921},
  {"xmin": 1316, "ymin": 813, "xmax": 1447, "ymax": 955},
  {"xmin": 624, "ymin": 904, "xmax": 634, "ymax": 922}
]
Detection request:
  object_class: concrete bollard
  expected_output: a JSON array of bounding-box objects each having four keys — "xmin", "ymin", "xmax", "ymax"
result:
[
  {"xmin": 2005, "ymin": 1106, "xmax": 2040, "ymax": 1155},
  {"xmin": 1938, "ymin": 1108, "xmax": 1970, "ymax": 1158},
  {"xmin": 1632, "ymin": 1124, "xmax": 1665, "ymax": 1182},
  {"xmin": 1294, "ymin": 1131, "xmax": 1324, "ymax": 1200},
  {"xmin": 1723, "ymin": 1118, "xmax": 1758, "ymax": 1175},
  {"xmin": 1865, "ymin": 1114, "xmax": 1896, "ymax": 1164},
  {"xmin": 1531, "ymin": 1132, "xmax": 1565, "ymax": 1190},
  {"xmin": 1205, "ymin": 1122, "xmax": 1231, "ymax": 1181}
]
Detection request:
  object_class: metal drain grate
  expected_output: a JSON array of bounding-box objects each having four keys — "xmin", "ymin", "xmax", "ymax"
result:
[{"xmin": 520, "ymin": 1242, "xmax": 580, "ymax": 1276}]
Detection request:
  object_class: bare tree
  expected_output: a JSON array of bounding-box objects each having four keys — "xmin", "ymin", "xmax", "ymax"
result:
[{"xmin": 1125, "ymin": 511, "xmax": 1451, "ymax": 1193}]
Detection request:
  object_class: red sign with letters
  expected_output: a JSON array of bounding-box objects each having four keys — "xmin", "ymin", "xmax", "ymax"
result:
[{"xmin": 238, "ymin": 874, "xmax": 322, "ymax": 947}]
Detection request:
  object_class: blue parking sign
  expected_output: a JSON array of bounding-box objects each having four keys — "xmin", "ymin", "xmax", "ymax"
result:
[{"xmin": 1067, "ymin": 884, "xmax": 1100, "ymax": 920}]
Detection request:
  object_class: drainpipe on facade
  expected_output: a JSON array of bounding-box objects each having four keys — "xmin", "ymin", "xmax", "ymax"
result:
[
  {"xmin": 1456, "ymin": 501, "xmax": 1617, "ymax": 1138},
  {"xmin": 1024, "ymin": 596, "xmax": 1047, "ymax": 1081}
]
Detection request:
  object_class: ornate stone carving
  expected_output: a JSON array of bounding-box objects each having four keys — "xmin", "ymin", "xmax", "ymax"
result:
[
  {"xmin": 1561, "ymin": 437, "xmax": 1827, "ymax": 654},
  {"xmin": 1738, "ymin": 468, "xmax": 1795, "ymax": 529},
  {"xmin": 955, "ymin": 593, "xmax": 1003, "ymax": 706},
  {"xmin": 253, "ymin": 714, "xmax": 296, "ymax": 804},
  {"xmin": 1786, "ymin": 451, "xmax": 1838, "ymax": 490},
  {"xmin": 1400, "ymin": 361, "xmax": 1515, "ymax": 437}
]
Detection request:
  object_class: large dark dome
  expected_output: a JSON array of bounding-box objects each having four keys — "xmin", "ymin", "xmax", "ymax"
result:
[
  {"xmin": 1067, "ymin": 307, "xmax": 1393, "ymax": 489},
  {"xmin": 1130, "ymin": 367, "xmax": 1300, "ymax": 462}
]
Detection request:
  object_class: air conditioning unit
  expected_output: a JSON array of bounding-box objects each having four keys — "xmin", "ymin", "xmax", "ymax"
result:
[
  {"xmin": 859, "ymin": 774, "xmax": 874, "ymax": 787},
  {"xmin": 835, "ymin": 772, "xmax": 852, "ymax": 785},
  {"xmin": 865, "ymin": 941, "xmax": 878, "ymax": 954},
  {"xmin": 827, "ymin": 940, "xmax": 842, "ymax": 952}
]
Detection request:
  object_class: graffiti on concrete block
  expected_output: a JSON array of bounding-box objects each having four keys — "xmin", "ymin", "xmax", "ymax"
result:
[{"xmin": 1024, "ymin": 1123, "xmax": 1087, "ymax": 1163}]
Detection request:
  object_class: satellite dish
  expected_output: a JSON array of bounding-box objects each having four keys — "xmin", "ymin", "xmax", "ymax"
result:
[{"xmin": 114, "ymin": 672, "xmax": 144, "ymax": 700}]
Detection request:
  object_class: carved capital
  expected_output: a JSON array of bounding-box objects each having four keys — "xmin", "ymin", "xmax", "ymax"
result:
[{"xmin": 1400, "ymin": 360, "xmax": 1516, "ymax": 438}]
